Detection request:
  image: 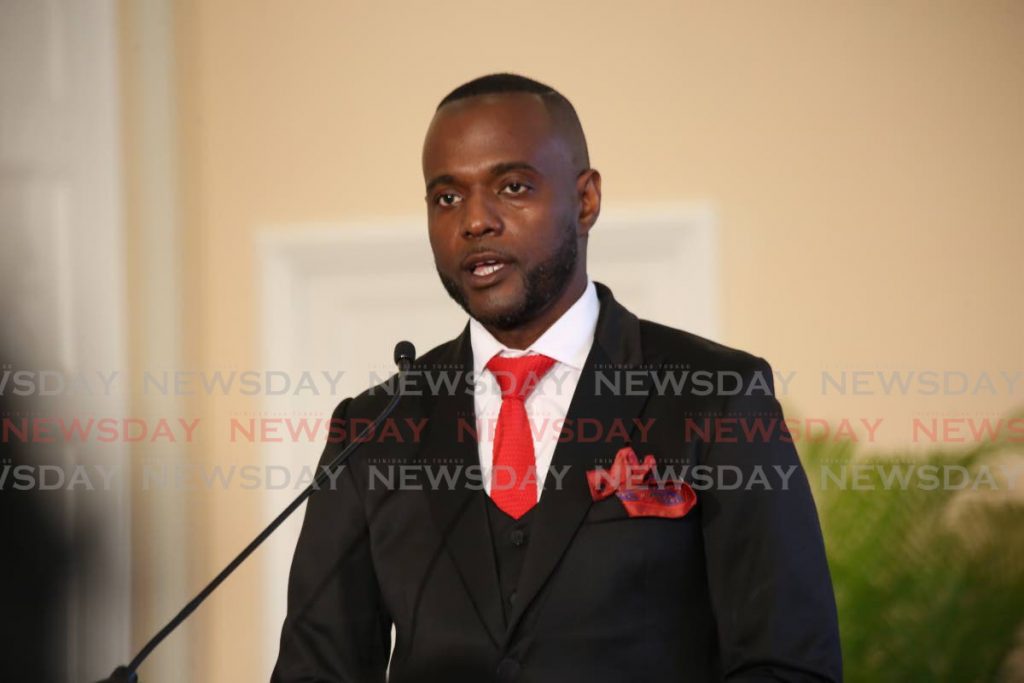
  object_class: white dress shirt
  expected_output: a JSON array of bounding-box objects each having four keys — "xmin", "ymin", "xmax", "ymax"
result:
[{"xmin": 469, "ymin": 278, "xmax": 600, "ymax": 502}]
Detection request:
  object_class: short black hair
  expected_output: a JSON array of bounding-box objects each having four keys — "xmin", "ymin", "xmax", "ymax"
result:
[
  {"xmin": 437, "ymin": 73, "xmax": 561, "ymax": 108},
  {"xmin": 436, "ymin": 73, "xmax": 590, "ymax": 169}
]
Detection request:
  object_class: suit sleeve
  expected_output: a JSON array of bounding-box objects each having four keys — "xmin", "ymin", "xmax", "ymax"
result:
[
  {"xmin": 271, "ymin": 397, "xmax": 392, "ymax": 683},
  {"xmin": 699, "ymin": 357, "xmax": 842, "ymax": 682}
]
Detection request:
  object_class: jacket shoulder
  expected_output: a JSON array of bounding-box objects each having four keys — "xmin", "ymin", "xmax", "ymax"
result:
[
  {"xmin": 412, "ymin": 335, "xmax": 465, "ymax": 368},
  {"xmin": 637, "ymin": 318, "xmax": 771, "ymax": 375}
]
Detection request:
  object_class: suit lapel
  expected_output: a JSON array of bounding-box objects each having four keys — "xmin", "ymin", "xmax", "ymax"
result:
[
  {"xmin": 504, "ymin": 283, "xmax": 656, "ymax": 638},
  {"xmin": 416, "ymin": 327, "xmax": 506, "ymax": 647}
]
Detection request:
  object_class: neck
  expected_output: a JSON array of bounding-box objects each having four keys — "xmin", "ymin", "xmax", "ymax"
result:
[{"xmin": 484, "ymin": 274, "xmax": 588, "ymax": 350}]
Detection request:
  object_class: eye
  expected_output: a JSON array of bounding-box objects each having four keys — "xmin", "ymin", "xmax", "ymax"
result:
[
  {"xmin": 435, "ymin": 192, "xmax": 462, "ymax": 207},
  {"xmin": 501, "ymin": 181, "xmax": 530, "ymax": 196}
]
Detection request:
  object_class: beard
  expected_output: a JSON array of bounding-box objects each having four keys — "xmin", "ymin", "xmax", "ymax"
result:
[{"xmin": 437, "ymin": 224, "xmax": 579, "ymax": 331}]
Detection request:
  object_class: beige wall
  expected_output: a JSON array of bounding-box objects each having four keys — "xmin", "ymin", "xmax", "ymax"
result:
[{"xmin": 122, "ymin": 1, "xmax": 1024, "ymax": 680}]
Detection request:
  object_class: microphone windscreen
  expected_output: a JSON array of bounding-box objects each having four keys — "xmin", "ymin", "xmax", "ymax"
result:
[{"xmin": 393, "ymin": 340, "xmax": 416, "ymax": 366}]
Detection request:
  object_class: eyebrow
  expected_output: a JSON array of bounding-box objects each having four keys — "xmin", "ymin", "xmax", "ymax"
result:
[
  {"xmin": 425, "ymin": 161, "xmax": 540, "ymax": 193},
  {"xmin": 425, "ymin": 174, "xmax": 456, "ymax": 193}
]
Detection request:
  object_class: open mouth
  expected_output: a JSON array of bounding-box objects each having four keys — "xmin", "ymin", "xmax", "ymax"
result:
[
  {"xmin": 462, "ymin": 251, "xmax": 513, "ymax": 284},
  {"xmin": 471, "ymin": 260, "xmax": 505, "ymax": 277}
]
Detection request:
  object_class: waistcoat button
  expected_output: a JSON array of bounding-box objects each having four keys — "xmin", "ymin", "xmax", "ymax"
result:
[{"xmin": 496, "ymin": 657, "xmax": 521, "ymax": 681}]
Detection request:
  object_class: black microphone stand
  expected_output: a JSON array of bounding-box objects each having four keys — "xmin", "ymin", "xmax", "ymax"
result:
[{"xmin": 92, "ymin": 341, "xmax": 416, "ymax": 682}]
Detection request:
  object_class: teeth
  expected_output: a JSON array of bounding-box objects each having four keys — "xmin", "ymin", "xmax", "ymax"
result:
[{"xmin": 473, "ymin": 262, "xmax": 504, "ymax": 277}]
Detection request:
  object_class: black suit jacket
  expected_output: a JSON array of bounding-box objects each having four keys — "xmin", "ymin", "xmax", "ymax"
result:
[{"xmin": 272, "ymin": 283, "xmax": 842, "ymax": 682}]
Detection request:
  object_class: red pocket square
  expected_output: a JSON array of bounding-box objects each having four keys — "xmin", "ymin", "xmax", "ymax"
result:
[{"xmin": 586, "ymin": 446, "xmax": 697, "ymax": 519}]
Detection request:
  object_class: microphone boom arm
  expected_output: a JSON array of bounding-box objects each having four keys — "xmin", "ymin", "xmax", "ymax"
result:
[{"xmin": 95, "ymin": 342, "xmax": 416, "ymax": 682}]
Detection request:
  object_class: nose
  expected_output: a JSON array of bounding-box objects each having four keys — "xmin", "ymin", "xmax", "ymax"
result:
[{"xmin": 462, "ymin": 191, "xmax": 502, "ymax": 239}]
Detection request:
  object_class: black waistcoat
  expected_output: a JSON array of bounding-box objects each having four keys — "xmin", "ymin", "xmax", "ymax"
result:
[{"xmin": 483, "ymin": 494, "xmax": 536, "ymax": 626}]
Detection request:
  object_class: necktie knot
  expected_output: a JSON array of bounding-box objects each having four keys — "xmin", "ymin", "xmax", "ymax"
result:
[{"xmin": 486, "ymin": 353, "xmax": 556, "ymax": 401}]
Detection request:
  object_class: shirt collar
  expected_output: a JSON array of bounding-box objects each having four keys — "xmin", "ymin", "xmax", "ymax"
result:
[{"xmin": 470, "ymin": 278, "xmax": 599, "ymax": 377}]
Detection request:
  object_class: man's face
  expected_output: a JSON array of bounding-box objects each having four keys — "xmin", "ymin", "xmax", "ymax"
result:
[{"xmin": 422, "ymin": 93, "xmax": 587, "ymax": 331}]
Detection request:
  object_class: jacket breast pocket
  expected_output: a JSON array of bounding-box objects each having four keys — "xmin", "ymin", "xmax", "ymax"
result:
[
  {"xmin": 582, "ymin": 495, "xmax": 632, "ymax": 524},
  {"xmin": 582, "ymin": 493, "xmax": 699, "ymax": 525}
]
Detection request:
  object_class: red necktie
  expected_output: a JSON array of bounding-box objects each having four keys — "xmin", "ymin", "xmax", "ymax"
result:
[{"xmin": 485, "ymin": 353, "xmax": 557, "ymax": 519}]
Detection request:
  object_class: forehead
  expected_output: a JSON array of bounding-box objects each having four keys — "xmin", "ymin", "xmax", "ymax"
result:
[{"xmin": 422, "ymin": 93, "xmax": 572, "ymax": 179}]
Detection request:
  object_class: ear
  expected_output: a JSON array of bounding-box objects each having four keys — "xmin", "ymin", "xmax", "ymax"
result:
[{"xmin": 576, "ymin": 168, "xmax": 602, "ymax": 237}]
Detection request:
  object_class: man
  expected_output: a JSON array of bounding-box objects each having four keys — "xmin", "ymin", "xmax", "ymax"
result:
[{"xmin": 272, "ymin": 74, "xmax": 842, "ymax": 682}]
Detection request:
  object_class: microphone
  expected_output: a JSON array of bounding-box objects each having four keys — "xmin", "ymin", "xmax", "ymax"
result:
[
  {"xmin": 93, "ymin": 341, "xmax": 417, "ymax": 683},
  {"xmin": 394, "ymin": 340, "xmax": 415, "ymax": 367}
]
